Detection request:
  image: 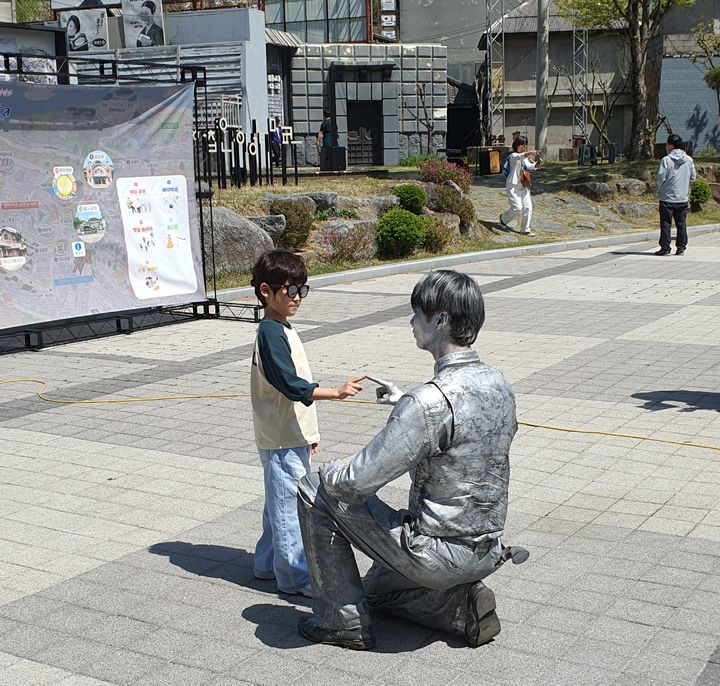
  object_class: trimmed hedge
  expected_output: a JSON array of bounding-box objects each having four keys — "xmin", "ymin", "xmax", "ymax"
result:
[
  {"xmin": 392, "ymin": 184, "xmax": 428, "ymax": 214},
  {"xmin": 375, "ymin": 209, "xmax": 425, "ymax": 258}
]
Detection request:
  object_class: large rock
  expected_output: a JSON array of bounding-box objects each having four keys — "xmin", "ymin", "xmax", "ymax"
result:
[
  {"xmin": 442, "ymin": 180, "xmax": 464, "ymax": 203},
  {"xmin": 305, "ymin": 192, "xmax": 338, "ymax": 212},
  {"xmin": 625, "ymin": 167, "xmax": 656, "ymax": 184},
  {"xmin": 419, "ymin": 182, "xmax": 440, "ymax": 209},
  {"xmin": 265, "ymin": 194, "xmax": 317, "ymax": 216},
  {"xmin": 210, "ymin": 207, "xmax": 273, "ymax": 275},
  {"xmin": 614, "ymin": 201, "xmax": 656, "ymax": 217},
  {"xmin": 697, "ymin": 166, "xmax": 720, "ymax": 183},
  {"xmin": 247, "ymin": 215, "xmax": 286, "ymax": 245},
  {"xmin": 616, "ymin": 178, "xmax": 650, "ymax": 196},
  {"xmin": 569, "ymin": 181, "xmax": 615, "ymax": 202},
  {"xmin": 313, "ymin": 219, "xmax": 377, "ymax": 260},
  {"xmin": 336, "ymin": 195, "xmax": 399, "ymax": 218},
  {"xmin": 432, "ymin": 212, "xmax": 461, "ymax": 233}
]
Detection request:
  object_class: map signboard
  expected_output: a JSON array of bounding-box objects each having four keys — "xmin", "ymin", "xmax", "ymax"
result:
[{"xmin": 0, "ymin": 81, "xmax": 205, "ymax": 329}]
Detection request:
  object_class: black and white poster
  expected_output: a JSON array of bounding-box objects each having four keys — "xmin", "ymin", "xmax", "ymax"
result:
[
  {"xmin": 59, "ymin": 10, "xmax": 109, "ymax": 53},
  {"xmin": 121, "ymin": 0, "xmax": 165, "ymax": 48}
]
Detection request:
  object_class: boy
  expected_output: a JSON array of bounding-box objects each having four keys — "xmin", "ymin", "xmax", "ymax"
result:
[{"xmin": 250, "ymin": 250, "xmax": 365, "ymax": 597}]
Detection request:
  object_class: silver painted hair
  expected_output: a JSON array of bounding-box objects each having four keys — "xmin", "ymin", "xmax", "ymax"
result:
[{"xmin": 410, "ymin": 270, "xmax": 485, "ymax": 346}]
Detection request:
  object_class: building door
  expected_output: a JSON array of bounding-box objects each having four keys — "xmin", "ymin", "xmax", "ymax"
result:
[{"xmin": 347, "ymin": 101, "xmax": 382, "ymax": 166}]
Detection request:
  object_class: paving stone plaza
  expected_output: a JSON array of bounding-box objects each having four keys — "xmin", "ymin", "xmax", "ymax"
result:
[{"xmin": 1, "ymin": 233, "xmax": 720, "ymax": 685}]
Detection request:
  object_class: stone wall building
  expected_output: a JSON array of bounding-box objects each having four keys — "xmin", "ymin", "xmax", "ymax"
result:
[{"xmin": 289, "ymin": 42, "xmax": 448, "ymax": 166}]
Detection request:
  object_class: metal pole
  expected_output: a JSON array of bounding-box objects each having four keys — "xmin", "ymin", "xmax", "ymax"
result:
[{"xmin": 535, "ymin": 0, "xmax": 549, "ymax": 155}]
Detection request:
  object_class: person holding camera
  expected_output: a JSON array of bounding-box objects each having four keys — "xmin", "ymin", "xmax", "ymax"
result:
[{"xmin": 499, "ymin": 135, "xmax": 541, "ymax": 237}]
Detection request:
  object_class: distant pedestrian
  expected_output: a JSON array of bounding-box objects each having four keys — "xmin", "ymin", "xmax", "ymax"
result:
[
  {"xmin": 499, "ymin": 135, "xmax": 541, "ymax": 237},
  {"xmin": 655, "ymin": 134, "xmax": 696, "ymax": 256},
  {"xmin": 316, "ymin": 112, "xmax": 334, "ymax": 150},
  {"xmin": 270, "ymin": 124, "xmax": 282, "ymax": 168}
]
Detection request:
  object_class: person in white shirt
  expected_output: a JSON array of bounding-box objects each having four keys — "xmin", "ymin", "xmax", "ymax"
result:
[{"xmin": 499, "ymin": 135, "xmax": 541, "ymax": 237}]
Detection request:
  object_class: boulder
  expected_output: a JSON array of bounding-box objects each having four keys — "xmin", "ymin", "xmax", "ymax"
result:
[
  {"xmin": 313, "ymin": 219, "xmax": 377, "ymax": 260},
  {"xmin": 697, "ymin": 166, "xmax": 720, "ymax": 183},
  {"xmin": 569, "ymin": 181, "xmax": 615, "ymax": 202},
  {"xmin": 209, "ymin": 207, "xmax": 273, "ymax": 275},
  {"xmin": 624, "ymin": 167, "xmax": 656, "ymax": 184},
  {"xmin": 573, "ymin": 172, "xmax": 616, "ymax": 184},
  {"xmin": 432, "ymin": 212, "xmax": 461, "ymax": 233},
  {"xmin": 442, "ymin": 180, "xmax": 464, "ymax": 203},
  {"xmin": 614, "ymin": 201, "xmax": 656, "ymax": 217},
  {"xmin": 709, "ymin": 182, "xmax": 720, "ymax": 202},
  {"xmin": 336, "ymin": 195, "xmax": 399, "ymax": 218},
  {"xmin": 305, "ymin": 192, "xmax": 338, "ymax": 212},
  {"xmin": 575, "ymin": 220, "xmax": 598, "ymax": 230},
  {"xmin": 247, "ymin": 215, "xmax": 286, "ymax": 245},
  {"xmin": 616, "ymin": 178, "xmax": 650, "ymax": 196},
  {"xmin": 265, "ymin": 194, "xmax": 317, "ymax": 216},
  {"xmin": 419, "ymin": 182, "xmax": 439, "ymax": 209}
]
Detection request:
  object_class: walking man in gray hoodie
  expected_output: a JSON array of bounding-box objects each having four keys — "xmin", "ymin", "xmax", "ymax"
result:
[{"xmin": 655, "ymin": 134, "xmax": 697, "ymax": 256}]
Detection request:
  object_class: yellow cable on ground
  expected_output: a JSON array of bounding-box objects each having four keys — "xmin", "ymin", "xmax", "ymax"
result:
[{"xmin": 2, "ymin": 378, "xmax": 719, "ymax": 453}]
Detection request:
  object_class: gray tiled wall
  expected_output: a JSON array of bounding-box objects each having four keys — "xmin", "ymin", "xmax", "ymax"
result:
[{"xmin": 290, "ymin": 43, "xmax": 448, "ymax": 166}]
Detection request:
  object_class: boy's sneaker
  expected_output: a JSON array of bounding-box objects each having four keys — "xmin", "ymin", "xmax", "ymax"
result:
[
  {"xmin": 298, "ymin": 617, "xmax": 375, "ymax": 650},
  {"xmin": 278, "ymin": 584, "xmax": 312, "ymax": 598},
  {"xmin": 655, "ymin": 248, "xmax": 671, "ymax": 256},
  {"xmin": 499, "ymin": 215, "xmax": 510, "ymax": 230},
  {"xmin": 254, "ymin": 569, "xmax": 276, "ymax": 580},
  {"xmin": 521, "ymin": 229, "xmax": 536, "ymax": 237},
  {"xmin": 465, "ymin": 582, "xmax": 501, "ymax": 647},
  {"xmin": 676, "ymin": 248, "xmax": 685, "ymax": 255}
]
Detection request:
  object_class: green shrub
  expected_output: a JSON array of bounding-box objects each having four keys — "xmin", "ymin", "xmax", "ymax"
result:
[
  {"xmin": 375, "ymin": 209, "xmax": 425, "ymax": 258},
  {"xmin": 419, "ymin": 158, "xmax": 472, "ymax": 192},
  {"xmin": 392, "ymin": 184, "xmax": 428, "ymax": 214},
  {"xmin": 314, "ymin": 209, "xmax": 334, "ymax": 221},
  {"xmin": 422, "ymin": 216, "xmax": 455, "ymax": 252},
  {"xmin": 399, "ymin": 154, "xmax": 432, "ymax": 167},
  {"xmin": 270, "ymin": 199, "xmax": 314, "ymax": 249},
  {"xmin": 690, "ymin": 178, "xmax": 712, "ymax": 208},
  {"xmin": 338, "ymin": 207, "xmax": 360, "ymax": 219},
  {"xmin": 435, "ymin": 186, "xmax": 476, "ymax": 226}
]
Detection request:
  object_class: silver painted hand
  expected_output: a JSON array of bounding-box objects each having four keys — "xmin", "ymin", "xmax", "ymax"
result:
[{"xmin": 366, "ymin": 375, "xmax": 404, "ymax": 405}]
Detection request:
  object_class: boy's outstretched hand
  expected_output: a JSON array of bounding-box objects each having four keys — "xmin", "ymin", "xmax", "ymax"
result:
[
  {"xmin": 311, "ymin": 376, "xmax": 366, "ymax": 401},
  {"xmin": 334, "ymin": 376, "xmax": 366, "ymax": 399}
]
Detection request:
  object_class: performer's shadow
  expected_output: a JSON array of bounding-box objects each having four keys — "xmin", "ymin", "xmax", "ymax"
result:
[
  {"xmin": 150, "ymin": 541, "xmax": 468, "ymax": 652},
  {"xmin": 242, "ymin": 603, "xmax": 468, "ymax": 652}
]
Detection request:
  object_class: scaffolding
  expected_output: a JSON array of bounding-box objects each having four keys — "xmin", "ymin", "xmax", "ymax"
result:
[
  {"xmin": 485, "ymin": 0, "xmax": 505, "ymax": 143},
  {"xmin": 572, "ymin": 27, "xmax": 589, "ymax": 140}
]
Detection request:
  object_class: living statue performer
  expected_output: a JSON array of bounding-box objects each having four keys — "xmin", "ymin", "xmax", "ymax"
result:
[{"xmin": 296, "ymin": 269, "xmax": 528, "ymax": 650}]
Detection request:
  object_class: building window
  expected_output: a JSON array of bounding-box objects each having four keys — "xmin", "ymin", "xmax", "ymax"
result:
[{"xmin": 266, "ymin": 0, "xmax": 368, "ymax": 42}]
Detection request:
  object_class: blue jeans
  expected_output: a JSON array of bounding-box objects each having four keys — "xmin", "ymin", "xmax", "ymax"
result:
[{"xmin": 254, "ymin": 445, "xmax": 311, "ymax": 590}]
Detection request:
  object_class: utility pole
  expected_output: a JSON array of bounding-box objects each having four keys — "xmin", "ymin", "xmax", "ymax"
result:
[{"xmin": 535, "ymin": 0, "xmax": 549, "ymax": 155}]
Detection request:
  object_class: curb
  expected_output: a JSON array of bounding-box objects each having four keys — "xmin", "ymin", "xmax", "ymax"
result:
[{"xmin": 216, "ymin": 223, "xmax": 720, "ymax": 301}]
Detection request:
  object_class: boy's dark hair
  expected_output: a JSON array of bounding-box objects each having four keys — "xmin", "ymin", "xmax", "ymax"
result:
[
  {"xmin": 512, "ymin": 135, "xmax": 529, "ymax": 152},
  {"xmin": 667, "ymin": 134, "xmax": 684, "ymax": 150},
  {"xmin": 251, "ymin": 250, "xmax": 308, "ymax": 306},
  {"xmin": 410, "ymin": 270, "xmax": 485, "ymax": 346}
]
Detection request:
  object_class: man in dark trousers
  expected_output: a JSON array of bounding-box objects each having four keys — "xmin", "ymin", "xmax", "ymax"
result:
[{"xmin": 655, "ymin": 134, "xmax": 697, "ymax": 256}]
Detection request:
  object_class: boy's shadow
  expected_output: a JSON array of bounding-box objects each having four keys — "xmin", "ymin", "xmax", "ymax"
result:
[
  {"xmin": 150, "ymin": 541, "xmax": 468, "ymax": 653},
  {"xmin": 147, "ymin": 541, "xmax": 309, "ymax": 605}
]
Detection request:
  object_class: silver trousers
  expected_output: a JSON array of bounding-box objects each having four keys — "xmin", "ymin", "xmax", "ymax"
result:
[{"xmin": 297, "ymin": 473, "xmax": 503, "ymax": 637}]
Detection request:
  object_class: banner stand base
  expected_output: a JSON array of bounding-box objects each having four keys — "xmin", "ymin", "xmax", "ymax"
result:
[{"xmin": 0, "ymin": 300, "xmax": 262, "ymax": 355}]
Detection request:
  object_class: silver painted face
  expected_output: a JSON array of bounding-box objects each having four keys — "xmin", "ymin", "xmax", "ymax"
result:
[{"xmin": 410, "ymin": 309, "xmax": 437, "ymax": 351}]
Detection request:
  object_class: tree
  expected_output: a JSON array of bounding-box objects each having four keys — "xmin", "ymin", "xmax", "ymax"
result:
[
  {"xmin": 691, "ymin": 21, "xmax": 720, "ymax": 117},
  {"xmin": 556, "ymin": 0, "xmax": 695, "ymax": 160},
  {"xmin": 402, "ymin": 84, "xmax": 435, "ymax": 156},
  {"xmin": 551, "ymin": 51, "xmax": 630, "ymax": 159}
]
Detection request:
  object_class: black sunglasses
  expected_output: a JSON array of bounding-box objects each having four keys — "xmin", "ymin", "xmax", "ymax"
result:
[{"xmin": 269, "ymin": 283, "xmax": 310, "ymax": 299}]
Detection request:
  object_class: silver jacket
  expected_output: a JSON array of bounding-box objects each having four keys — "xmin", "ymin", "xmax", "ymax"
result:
[{"xmin": 320, "ymin": 350, "xmax": 517, "ymax": 539}]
